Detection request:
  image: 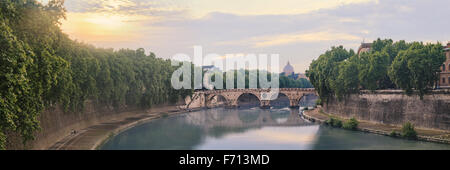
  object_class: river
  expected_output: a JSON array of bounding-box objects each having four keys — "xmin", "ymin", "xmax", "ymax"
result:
[{"xmin": 100, "ymin": 107, "xmax": 450, "ymax": 150}]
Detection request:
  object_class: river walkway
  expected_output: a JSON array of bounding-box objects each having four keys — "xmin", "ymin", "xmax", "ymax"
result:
[
  {"xmin": 48, "ymin": 106, "xmax": 188, "ymax": 150},
  {"xmin": 304, "ymin": 108, "xmax": 450, "ymax": 144}
]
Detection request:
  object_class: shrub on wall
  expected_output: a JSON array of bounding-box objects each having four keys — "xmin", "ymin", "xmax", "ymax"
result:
[
  {"xmin": 390, "ymin": 131, "xmax": 400, "ymax": 137},
  {"xmin": 325, "ymin": 117, "xmax": 343, "ymax": 128},
  {"xmin": 401, "ymin": 122, "xmax": 417, "ymax": 139}
]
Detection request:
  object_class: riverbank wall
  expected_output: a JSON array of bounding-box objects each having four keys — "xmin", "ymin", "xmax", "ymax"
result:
[
  {"xmin": 6, "ymin": 100, "xmax": 184, "ymax": 150},
  {"xmin": 303, "ymin": 108, "xmax": 450, "ymax": 144},
  {"xmin": 323, "ymin": 90, "xmax": 450, "ymax": 131}
]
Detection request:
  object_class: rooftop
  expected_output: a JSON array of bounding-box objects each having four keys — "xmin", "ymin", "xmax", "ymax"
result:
[{"xmin": 357, "ymin": 42, "xmax": 372, "ymax": 55}]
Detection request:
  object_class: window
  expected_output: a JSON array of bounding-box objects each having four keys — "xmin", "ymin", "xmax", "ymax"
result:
[
  {"xmin": 444, "ymin": 64, "xmax": 446, "ymax": 71},
  {"xmin": 444, "ymin": 77, "xmax": 446, "ymax": 84}
]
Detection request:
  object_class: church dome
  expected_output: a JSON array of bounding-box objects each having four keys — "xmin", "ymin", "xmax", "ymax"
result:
[{"xmin": 283, "ymin": 62, "xmax": 295, "ymax": 76}]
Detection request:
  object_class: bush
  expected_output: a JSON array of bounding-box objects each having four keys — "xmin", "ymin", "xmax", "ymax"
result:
[
  {"xmin": 401, "ymin": 122, "xmax": 417, "ymax": 139},
  {"xmin": 390, "ymin": 131, "xmax": 400, "ymax": 137},
  {"xmin": 343, "ymin": 118, "xmax": 359, "ymax": 130},
  {"xmin": 316, "ymin": 99, "xmax": 323, "ymax": 106},
  {"xmin": 325, "ymin": 117, "xmax": 343, "ymax": 128}
]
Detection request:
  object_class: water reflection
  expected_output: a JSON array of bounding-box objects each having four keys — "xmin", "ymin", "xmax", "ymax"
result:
[
  {"xmin": 101, "ymin": 107, "xmax": 318, "ymax": 150},
  {"xmin": 196, "ymin": 126, "xmax": 320, "ymax": 150},
  {"xmin": 312, "ymin": 126, "xmax": 450, "ymax": 150},
  {"xmin": 101, "ymin": 107, "xmax": 450, "ymax": 150}
]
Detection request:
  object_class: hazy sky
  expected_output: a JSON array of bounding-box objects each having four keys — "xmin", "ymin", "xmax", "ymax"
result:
[{"xmin": 50, "ymin": 0, "xmax": 449, "ymax": 72}]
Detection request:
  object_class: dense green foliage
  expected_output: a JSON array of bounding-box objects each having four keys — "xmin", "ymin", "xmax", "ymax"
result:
[
  {"xmin": 306, "ymin": 39, "xmax": 446, "ymax": 102},
  {"xmin": 306, "ymin": 46, "xmax": 355, "ymax": 101},
  {"xmin": 205, "ymin": 69, "xmax": 313, "ymax": 89},
  {"xmin": 0, "ymin": 0, "xmax": 191, "ymax": 149},
  {"xmin": 401, "ymin": 122, "xmax": 417, "ymax": 139},
  {"xmin": 325, "ymin": 117, "xmax": 358, "ymax": 130},
  {"xmin": 388, "ymin": 42, "xmax": 445, "ymax": 98},
  {"xmin": 280, "ymin": 76, "xmax": 312, "ymax": 88},
  {"xmin": 342, "ymin": 118, "xmax": 359, "ymax": 130}
]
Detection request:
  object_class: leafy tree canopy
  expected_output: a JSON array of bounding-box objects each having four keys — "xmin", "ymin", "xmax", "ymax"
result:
[{"xmin": 307, "ymin": 38, "xmax": 445, "ymax": 102}]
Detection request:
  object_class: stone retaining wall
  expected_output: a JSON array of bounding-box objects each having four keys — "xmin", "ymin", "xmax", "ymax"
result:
[
  {"xmin": 323, "ymin": 90, "xmax": 450, "ymax": 130},
  {"xmin": 6, "ymin": 100, "xmax": 182, "ymax": 150}
]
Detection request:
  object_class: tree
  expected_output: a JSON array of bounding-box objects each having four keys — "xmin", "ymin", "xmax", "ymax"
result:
[
  {"xmin": 306, "ymin": 46, "xmax": 354, "ymax": 101},
  {"xmin": 330, "ymin": 56, "xmax": 360, "ymax": 100},
  {"xmin": 358, "ymin": 51, "xmax": 390, "ymax": 90},
  {"xmin": 0, "ymin": 0, "xmax": 193, "ymax": 149},
  {"xmin": 307, "ymin": 39, "xmax": 445, "ymax": 102},
  {"xmin": 0, "ymin": 14, "xmax": 38, "ymax": 149},
  {"xmin": 389, "ymin": 42, "xmax": 445, "ymax": 98}
]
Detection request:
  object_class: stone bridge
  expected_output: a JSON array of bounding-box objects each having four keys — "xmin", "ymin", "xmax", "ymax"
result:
[{"xmin": 185, "ymin": 88, "xmax": 317, "ymax": 109}]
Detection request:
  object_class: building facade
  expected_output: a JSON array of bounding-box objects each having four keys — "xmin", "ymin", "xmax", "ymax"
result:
[{"xmin": 438, "ymin": 43, "xmax": 450, "ymax": 88}]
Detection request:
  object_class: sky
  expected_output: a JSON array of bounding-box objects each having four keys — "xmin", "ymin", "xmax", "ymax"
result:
[{"xmin": 45, "ymin": 0, "xmax": 450, "ymax": 73}]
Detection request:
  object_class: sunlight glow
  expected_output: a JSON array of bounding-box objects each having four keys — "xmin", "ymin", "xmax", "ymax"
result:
[{"xmin": 61, "ymin": 12, "xmax": 152, "ymax": 43}]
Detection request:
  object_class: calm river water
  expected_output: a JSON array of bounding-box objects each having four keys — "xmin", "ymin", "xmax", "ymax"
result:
[{"xmin": 100, "ymin": 107, "xmax": 450, "ymax": 150}]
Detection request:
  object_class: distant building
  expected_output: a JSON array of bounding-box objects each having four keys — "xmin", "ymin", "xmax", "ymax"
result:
[
  {"xmin": 202, "ymin": 65, "xmax": 221, "ymax": 72},
  {"xmin": 438, "ymin": 43, "xmax": 450, "ymax": 88},
  {"xmin": 282, "ymin": 61, "xmax": 295, "ymax": 76},
  {"xmin": 281, "ymin": 61, "xmax": 309, "ymax": 80},
  {"xmin": 357, "ymin": 42, "xmax": 372, "ymax": 56}
]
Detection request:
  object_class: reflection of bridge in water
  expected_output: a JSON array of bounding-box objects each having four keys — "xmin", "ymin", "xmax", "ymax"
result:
[{"xmin": 184, "ymin": 108, "xmax": 312, "ymax": 129}]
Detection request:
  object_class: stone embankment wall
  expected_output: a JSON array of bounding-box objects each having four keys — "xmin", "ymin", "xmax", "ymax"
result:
[
  {"xmin": 6, "ymin": 99, "xmax": 184, "ymax": 150},
  {"xmin": 323, "ymin": 90, "xmax": 450, "ymax": 130}
]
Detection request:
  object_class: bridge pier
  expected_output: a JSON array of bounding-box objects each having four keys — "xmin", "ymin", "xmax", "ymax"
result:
[
  {"xmin": 289, "ymin": 99, "xmax": 300, "ymax": 108},
  {"xmin": 227, "ymin": 100, "xmax": 239, "ymax": 108},
  {"xmin": 260, "ymin": 100, "xmax": 271, "ymax": 109}
]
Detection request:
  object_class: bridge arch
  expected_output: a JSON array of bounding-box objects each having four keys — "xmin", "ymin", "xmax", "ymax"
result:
[
  {"xmin": 270, "ymin": 93, "xmax": 290, "ymax": 108},
  {"xmin": 236, "ymin": 93, "xmax": 261, "ymax": 108},
  {"xmin": 205, "ymin": 94, "xmax": 229, "ymax": 108},
  {"xmin": 298, "ymin": 93, "xmax": 319, "ymax": 108}
]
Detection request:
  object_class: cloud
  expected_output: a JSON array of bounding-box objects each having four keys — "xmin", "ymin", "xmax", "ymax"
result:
[
  {"xmin": 60, "ymin": 0, "xmax": 450, "ymax": 73},
  {"xmin": 338, "ymin": 18, "xmax": 360, "ymax": 23},
  {"xmin": 64, "ymin": 0, "xmax": 188, "ymax": 16},
  {"xmin": 64, "ymin": 0, "xmax": 378, "ymax": 18},
  {"xmin": 217, "ymin": 31, "xmax": 361, "ymax": 48},
  {"xmin": 186, "ymin": 0, "xmax": 377, "ymax": 18}
]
